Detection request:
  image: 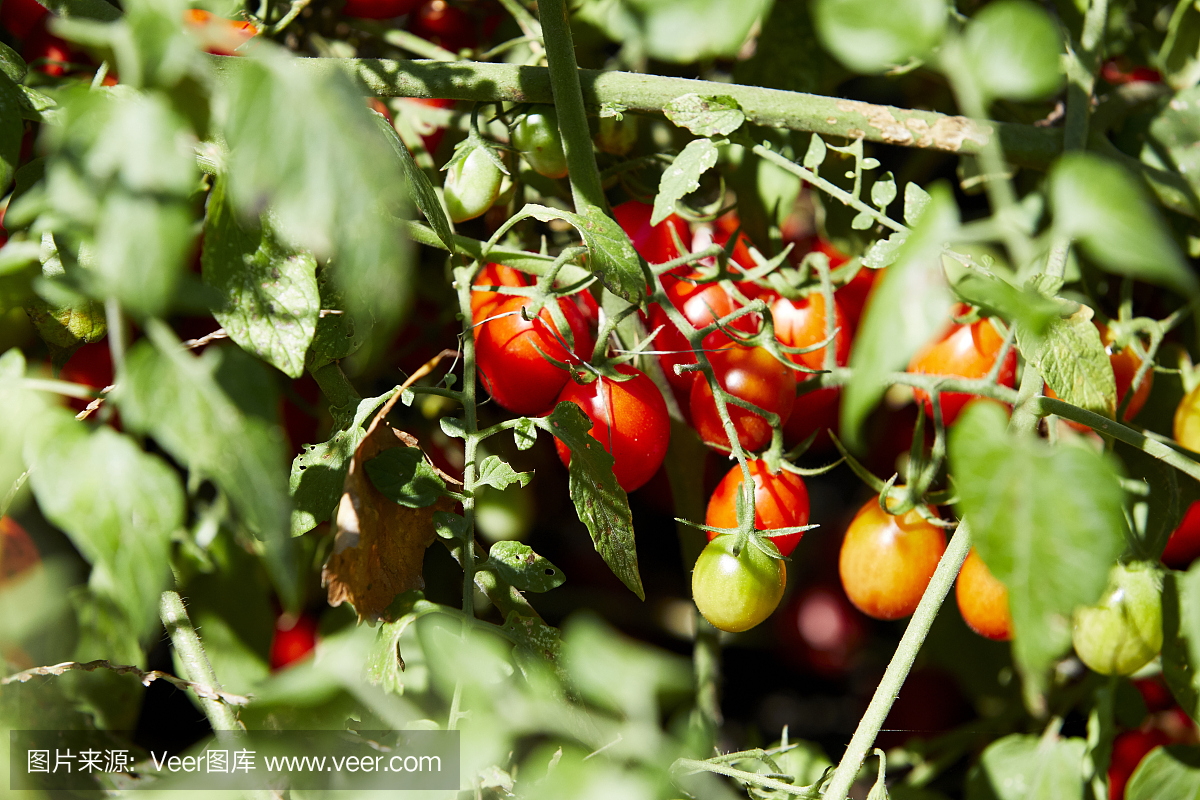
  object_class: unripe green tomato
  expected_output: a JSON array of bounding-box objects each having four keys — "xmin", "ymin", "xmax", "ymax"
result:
[
  {"xmin": 1072, "ymin": 562, "xmax": 1163, "ymax": 676},
  {"xmin": 692, "ymin": 535, "xmax": 786, "ymax": 633},
  {"xmin": 443, "ymin": 147, "xmax": 503, "ymax": 223},
  {"xmin": 594, "ymin": 114, "xmax": 638, "ymax": 156},
  {"xmin": 512, "ymin": 106, "xmax": 568, "ymax": 179}
]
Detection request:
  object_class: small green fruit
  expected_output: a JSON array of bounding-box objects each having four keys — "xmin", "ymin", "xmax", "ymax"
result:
[{"xmin": 1072, "ymin": 562, "xmax": 1163, "ymax": 676}]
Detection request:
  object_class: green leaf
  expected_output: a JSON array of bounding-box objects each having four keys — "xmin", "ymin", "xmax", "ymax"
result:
[
  {"xmin": 0, "ymin": 72, "xmax": 22, "ymax": 193},
  {"xmin": 662, "ymin": 94, "xmax": 745, "ymax": 137},
  {"xmin": 951, "ymin": 271, "xmax": 1060, "ymax": 339},
  {"xmin": 513, "ymin": 417, "xmax": 537, "ymax": 451},
  {"xmin": 289, "ymin": 389, "xmax": 396, "ymax": 536},
  {"xmin": 963, "ymin": 0, "xmax": 1064, "ymax": 102},
  {"xmin": 813, "ymin": 0, "xmax": 947, "ymax": 74},
  {"xmin": 1127, "ymin": 745, "xmax": 1200, "ymax": 800},
  {"xmin": 965, "ymin": 733, "xmax": 1087, "ymax": 800},
  {"xmin": 539, "ymin": 402, "xmax": 644, "ymax": 600},
  {"xmin": 475, "ymin": 455, "xmax": 533, "ymax": 491},
  {"xmin": 1163, "ymin": 565, "xmax": 1200, "ymax": 722},
  {"xmin": 374, "ymin": 112, "xmax": 453, "ymax": 252},
  {"xmin": 950, "ymin": 402, "xmax": 1126, "ymax": 702},
  {"xmin": 804, "ymin": 135, "xmax": 827, "ymax": 170},
  {"xmin": 1147, "ymin": 86, "xmax": 1200, "ymax": 205},
  {"xmin": 523, "ymin": 204, "xmax": 646, "ymax": 303},
  {"xmin": 0, "ymin": 350, "xmax": 50, "ymax": 498},
  {"xmin": 904, "ymin": 183, "xmax": 931, "ymax": 226},
  {"xmin": 871, "ymin": 172, "xmax": 897, "ymax": 209},
  {"xmin": 307, "ymin": 265, "xmax": 369, "ymax": 371},
  {"xmin": 652, "ymin": 138, "xmax": 720, "ymax": 226},
  {"xmin": 733, "ymin": 2, "xmax": 848, "ymax": 96},
  {"xmin": 0, "ymin": 41, "xmax": 25, "ymax": 83},
  {"xmin": 486, "ymin": 541, "xmax": 565, "ymax": 593},
  {"xmin": 364, "ymin": 447, "xmax": 447, "ymax": 509},
  {"xmin": 1050, "ymin": 153, "xmax": 1197, "ymax": 297},
  {"xmin": 117, "ymin": 320, "xmax": 300, "ymax": 610},
  {"xmin": 1160, "ymin": 1, "xmax": 1200, "ymax": 90},
  {"xmin": 201, "ymin": 176, "xmax": 319, "ymax": 379},
  {"xmin": 842, "ymin": 183, "xmax": 957, "ymax": 449},
  {"xmin": 576, "ymin": 0, "xmax": 773, "ymax": 63},
  {"xmin": 366, "ymin": 593, "xmax": 440, "ymax": 695},
  {"xmin": 220, "ymin": 45, "xmax": 412, "ymax": 357},
  {"xmin": 1016, "ymin": 306, "xmax": 1116, "ymax": 419},
  {"xmin": 26, "ymin": 411, "xmax": 183, "ymax": 642}
]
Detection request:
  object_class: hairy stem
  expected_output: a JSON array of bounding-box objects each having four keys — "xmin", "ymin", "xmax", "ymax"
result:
[{"xmin": 159, "ymin": 590, "xmax": 242, "ymax": 732}]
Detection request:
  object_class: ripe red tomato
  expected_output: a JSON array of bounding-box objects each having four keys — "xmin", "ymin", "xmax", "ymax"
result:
[
  {"xmin": 183, "ymin": 9, "xmax": 257, "ymax": 55},
  {"xmin": 59, "ymin": 341, "xmax": 114, "ymax": 413},
  {"xmin": 409, "ymin": 0, "xmax": 476, "ymax": 53},
  {"xmin": 1048, "ymin": 322, "xmax": 1152, "ymax": 428},
  {"xmin": 269, "ymin": 613, "xmax": 318, "ymax": 670},
  {"xmin": 1109, "ymin": 728, "xmax": 1170, "ymax": 800},
  {"xmin": 908, "ymin": 316, "xmax": 1017, "ymax": 425},
  {"xmin": 782, "ymin": 385, "xmax": 840, "ymax": 452},
  {"xmin": 692, "ymin": 534, "xmax": 786, "ymax": 633},
  {"xmin": 475, "ymin": 294, "xmax": 593, "ymax": 416},
  {"xmin": 0, "ymin": 0, "xmax": 46, "ymax": 38},
  {"xmin": 1132, "ymin": 675, "xmax": 1176, "ymax": 714},
  {"xmin": 1162, "ymin": 500, "xmax": 1200, "ymax": 569},
  {"xmin": 705, "ymin": 459, "xmax": 810, "ymax": 556},
  {"xmin": 471, "ymin": 263, "xmax": 529, "ymax": 319},
  {"xmin": 771, "ymin": 290, "xmax": 850, "ymax": 372},
  {"xmin": 839, "ymin": 499, "xmax": 946, "ymax": 620},
  {"xmin": 22, "ymin": 16, "xmax": 87, "ymax": 77},
  {"xmin": 399, "ymin": 97, "xmax": 456, "ymax": 157},
  {"xmin": 955, "ymin": 548, "xmax": 1012, "ymax": 641},
  {"xmin": 690, "ymin": 345, "xmax": 796, "ymax": 453},
  {"xmin": 552, "ymin": 366, "xmax": 670, "ymax": 493},
  {"xmin": 777, "ymin": 583, "xmax": 867, "ymax": 677},
  {"xmin": 0, "ymin": 516, "xmax": 40, "ymax": 584},
  {"xmin": 1101, "ymin": 57, "xmax": 1163, "ymax": 86},
  {"xmin": 342, "ymin": 0, "xmax": 422, "ymax": 19},
  {"xmin": 613, "ymin": 200, "xmax": 691, "ymax": 266},
  {"xmin": 836, "ymin": 267, "xmax": 880, "ymax": 336}
]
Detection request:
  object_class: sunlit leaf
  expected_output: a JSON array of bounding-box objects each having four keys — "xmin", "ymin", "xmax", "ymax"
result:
[
  {"xmin": 814, "ymin": 0, "xmax": 947, "ymax": 74},
  {"xmin": 964, "ymin": 0, "xmax": 1064, "ymax": 102},
  {"xmin": 652, "ymin": 138, "xmax": 719, "ymax": 225}
]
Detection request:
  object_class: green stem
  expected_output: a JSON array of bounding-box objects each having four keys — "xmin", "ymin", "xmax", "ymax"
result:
[
  {"xmin": 452, "ymin": 266, "xmax": 481, "ymax": 620},
  {"xmin": 823, "ymin": 520, "xmax": 972, "ymax": 800},
  {"xmin": 209, "ymin": 57, "xmax": 1062, "ymax": 168},
  {"xmin": 535, "ymin": 0, "xmax": 608, "ymax": 216},
  {"xmin": 159, "ymin": 591, "xmax": 242, "ymax": 732}
]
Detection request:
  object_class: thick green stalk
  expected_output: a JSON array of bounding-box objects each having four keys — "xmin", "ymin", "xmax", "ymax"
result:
[
  {"xmin": 209, "ymin": 57, "xmax": 1062, "ymax": 168},
  {"xmin": 534, "ymin": 0, "xmax": 608, "ymax": 216},
  {"xmin": 159, "ymin": 591, "xmax": 242, "ymax": 732},
  {"xmin": 823, "ymin": 521, "xmax": 972, "ymax": 800}
]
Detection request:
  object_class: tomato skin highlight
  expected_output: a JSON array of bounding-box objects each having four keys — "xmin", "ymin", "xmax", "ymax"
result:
[
  {"xmin": 512, "ymin": 106, "xmax": 568, "ymax": 179},
  {"xmin": 839, "ymin": 500, "xmax": 947, "ymax": 620},
  {"xmin": 475, "ymin": 294, "xmax": 593, "ymax": 416},
  {"xmin": 269, "ymin": 614, "xmax": 319, "ymax": 670},
  {"xmin": 690, "ymin": 345, "xmax": 796, "ymax": 453},
  {"xmin": 613, "ymin": 200, "xmax": 691, "ymax": 266},
  {"xmin": 908, "ymin": 317, "xmax": 1017, "ymax": 425},
  {"xmin": 1162, "ymin": 500, "xmax": 1200, "ymax": 569},
  {"xmin": 955, "ymin": 548, "xmax": 1012, "ymax": 641},
  {"xmin": 443, "ymin": 148, "xmax": 502, "ymax": 223},
  {"xmin": 552, "ymin": 366, "xmax": 670, "ymax": 493},
  {"xmin": 1073, "ymin": 562, "xmax": 1164, "ymax": 676},
  {"xmin": 705, "ymin": 459, "xmax": 810, "ymax": 556},
  {"xmin": 771, "ymin": 291, "xmax": 850, "ymax": 372},
  {"xmin": 692, "ymin": 535, "xmax": 786, "ymax": 633},
  {"xmin": 341, "ymin": 0, "xmax": 422, "ymax": 19}
]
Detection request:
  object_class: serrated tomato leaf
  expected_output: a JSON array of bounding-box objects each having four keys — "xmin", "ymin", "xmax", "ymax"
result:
[
  {"xmin": 202, "ymin": 176, "xmax": 319, "ymax": 379},
  {"xmin": 662, "ymin": 93, "xmax": 745, "ymax": 137},
  {"xmin": 950, "ymin": 401, "xmax": 1126, "ymax": 704},
  {"xmin": 1016, "ymin": 306, "xmax": 1116, "ymax": 419},
  {"xmin": 475, "ymin": 455, "xmax": 532, "ymax": 491},
  {"xmin": 538, "ymin": 402, "xmax": 644, "ymax": 600},
  {"xmin": 523, "ymin": 203, "xmax": 646, "ymax": 303}
]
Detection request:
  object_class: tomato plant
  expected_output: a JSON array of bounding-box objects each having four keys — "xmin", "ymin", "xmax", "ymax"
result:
[
  {"xmin": 839, "ymin": 500, "xmax": 946, "ymax": 621},
  {"xmin": 690, "ymin": 345, "xmax": 796, "ymax": 453},
  {"xmin": 443, "ymin": 146, "xmax": 503, "ymax": 223},
  {"xmin": 705, "ymin": 459, "xmax": 809, "ymax": 556},
  {"xmin": 552, "ymin": 365, "xmax": 669, "ymax": 493},
  {"xmin": 1072, "ymin": 563, "xmax": 1164, "ymax": 676},
  {"xmin": 691, "ymin": 534, "xmax": 786, "ymax": 633}
]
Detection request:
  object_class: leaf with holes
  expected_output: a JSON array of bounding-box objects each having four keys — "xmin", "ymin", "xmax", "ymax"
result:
[{"xmin": 486, "ymin": 541, "xmax": 565, "ymax": 593}]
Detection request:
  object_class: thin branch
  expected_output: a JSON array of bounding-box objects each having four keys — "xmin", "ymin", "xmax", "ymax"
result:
[{"xmin": 2, "ymin": 659, "xmax": 251, "ymax": 706}]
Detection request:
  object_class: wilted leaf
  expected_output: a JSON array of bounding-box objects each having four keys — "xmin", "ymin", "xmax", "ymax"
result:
[
  {"xmin": 202, "ymin": 176, "xmax": 319, "ymax": 379},
  {"xmin": 662, "ymin": 94, "xmax": 745, "ymax": 137},
  {"xmin": 323, "ymin": 393, "xmax": 455, "ymax": 622},
  {"xmin": 538, "ymin": 402, "xmax": 643, "ymax": 600}
]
